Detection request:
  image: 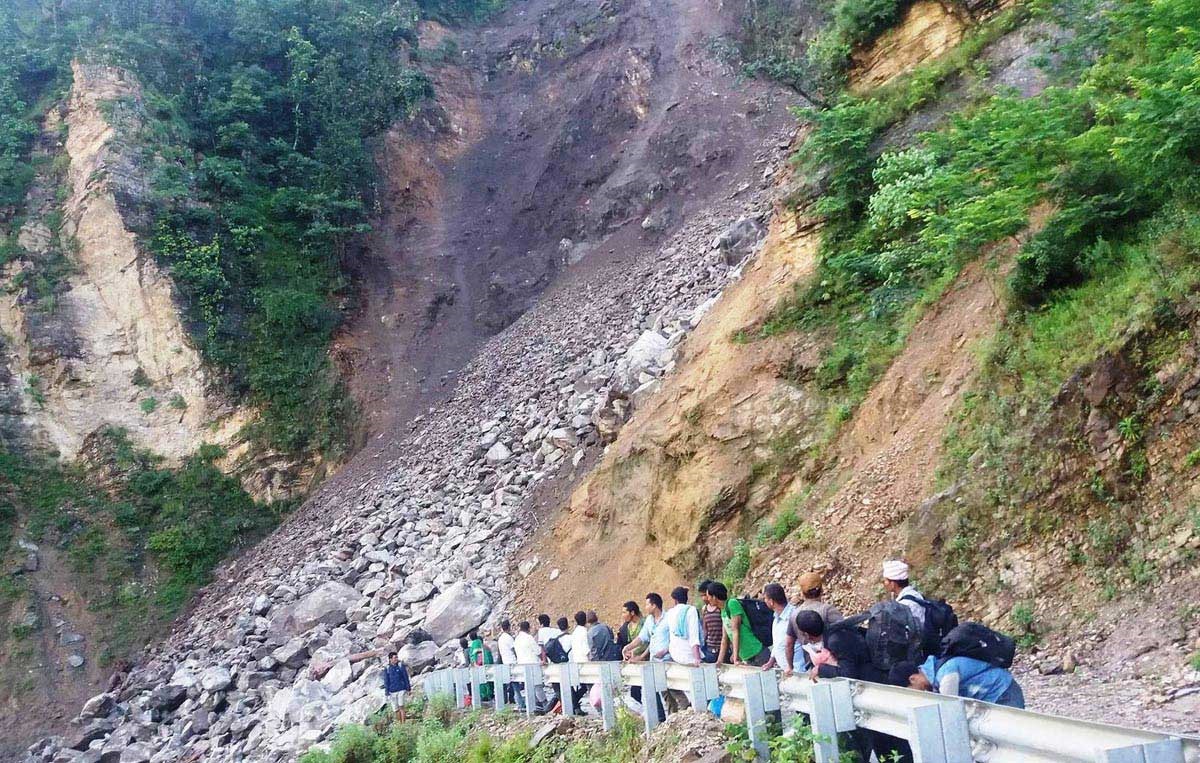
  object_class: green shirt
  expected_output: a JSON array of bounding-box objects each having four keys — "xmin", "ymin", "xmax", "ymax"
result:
[{"xmin": 722, "ymin": 599, "xmax": 764, "ymax": 662}]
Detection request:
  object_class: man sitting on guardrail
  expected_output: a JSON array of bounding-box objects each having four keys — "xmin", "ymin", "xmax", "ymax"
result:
[
  {"xmin": 711, "ymin": 581, "xmax": 771, "ymax": 667},
  {"xmin": 888, "ymin": 656, "xmax": 1026, "ymax": 708}
]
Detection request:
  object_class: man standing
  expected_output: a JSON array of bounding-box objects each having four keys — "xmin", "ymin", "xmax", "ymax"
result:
[
  {"xmin": 496, "ymin": 619, "xmax": 520, "ymax": 705},
  {"xmin": 785, "ymin": 572, "xmax": 842, "ymax": 674},
  {"xmin": 587, "ymin": 610, "xmax": 619, "ymax": 661},
  {"xmin": 761, "ymin": 583, "xmax": 800, "ymax": 674},
  {"xmin": 882, "ymin": 560, "xmax": 925, "ymax": 629},
  {"xmin": 382, "ymin": 651, "xmax": 411, "ymax": 723},
  {"xmin": 663, "ymin": 586, "xmax": 702, "ymax": 713},
  {"xmin": 698, "ymin": 580, "xmax": 724, "ymax": 663},
  {"xmin": 664, "ymin": 587, "xmax": 702, "ymax": 666},
  {"xmin": 536, "ymin": 613, "xmax": 562, "ymax": 660},
  {"xmin": 616, "ymin": 600, "xmax": 644, "ymax": 653},
  {"xmin": 712, "ymin": 582, "xmax": 770, "ymax": 666},
  {"xmin": 568, "ymin": 611, "xmax": 590, "ymax": 713},
  {"xmin": 514, "ymin": 621, "xmax": 545, "ymax": 709}
]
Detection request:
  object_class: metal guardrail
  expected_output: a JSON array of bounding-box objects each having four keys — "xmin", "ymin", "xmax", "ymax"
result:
[{"xmin": 419, "ymin": 661, "xmax": 1200, "ymax": 763}]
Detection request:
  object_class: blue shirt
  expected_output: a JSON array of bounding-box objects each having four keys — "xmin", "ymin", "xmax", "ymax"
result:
[
  {"xmin": 383, "ymin": 663, "xmax": 411, "ymax": 693},
  {"xmin": 638, "ymin": 613, "xmax": 671, "ymax": 661},
  {"xmin": 921, "ymin": 655, "xmax": 1013, "ymax": 704}
]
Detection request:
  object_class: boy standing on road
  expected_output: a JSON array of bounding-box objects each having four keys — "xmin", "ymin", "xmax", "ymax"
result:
[{"xmin": 383, "ymin": 651, "xmax": 411, "ymax": 723}]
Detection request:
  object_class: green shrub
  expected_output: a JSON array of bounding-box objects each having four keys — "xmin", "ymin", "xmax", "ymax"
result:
[
  {"xmin": 834, "ymin": 0, "xmax": 906, "ymax": 46},
  {"xmin": 721, "ymin": 539, "xmax": 753, "ymax": 591}
]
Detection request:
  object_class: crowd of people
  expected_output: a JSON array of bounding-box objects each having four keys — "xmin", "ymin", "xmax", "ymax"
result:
[{"xmin": 387, "ymin": 560, "xmax": 1024, "ymax": 757}]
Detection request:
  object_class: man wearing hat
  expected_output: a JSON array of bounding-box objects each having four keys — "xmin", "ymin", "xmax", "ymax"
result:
[
  {"xmin": 784, "ymin": 571, "xmax": 843, "ymax": 674},
  {"xmin": 882, "ymin": 559, "xmax": 926, "ymax": 629}
]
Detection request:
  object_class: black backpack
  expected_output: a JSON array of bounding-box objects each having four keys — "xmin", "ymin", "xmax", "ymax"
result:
[
  {"xmin": 737, "ymin": 597, "xmax": 775, "ymax": 647},
  {"xmin": 940, "ymin": 622, "xmax": 1016, "ymax": 669},
  {"xmin": 835, "ymin": 600, "xmax": 923, "ymax": 673},
  {"xmin": 900, "ymin": 594, "xmax": 959, "ymax": 658},
  {"xmin": 544, "ymin": 636, "xmax": 569, "ymax": 664}
]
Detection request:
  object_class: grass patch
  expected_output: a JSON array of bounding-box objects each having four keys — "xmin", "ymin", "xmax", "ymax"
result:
[
  {"xmin": 0, "ymin": 430, "xmax": 285, "ymax": 659},
  {"xmin": 301, "ymin": 699, "xmax": 647, "ymax": 763}
]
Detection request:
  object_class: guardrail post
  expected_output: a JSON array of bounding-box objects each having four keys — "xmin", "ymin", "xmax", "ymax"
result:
[
  {"xmin": 688, "ymin": 664, "xmax": 720, "ymax": 712},
  {"xmin": 598, "ymin": 662, "xmax": 622, "ymax": 731},
  {"xmin": 908, "ymin": 702, "xmax": 972, "ymax": 763},
  {"xmin": 469, "ymin": 667, "xmax": 485, "ymax": 709},
  {"xmin": 1097, "ymin": 739, "xmax": 1185, "ymax": 763},
  {"xmin": 557, "ymin": 662, "xmax": 580, "ymax": 717},
  {"xmin": 810, "ymin": 680, "xmax": 857, "ymax": 763},
  {"xmin": 641, "ymin": 662, "xmax": 666, "ymax": 734},
  {"xmin": 743, "ymin": 671, "xmax": 780, "ymax": 762},
  {"xmin": 522, "ymin": 664, "xmax": 543, "ymax": 717},
  {"xmin": 453, "ymin": 668, "xmax": 468, "ymax": 709},
  {"xmin": 493, "ymin": 664, "xmax": 510, "ymax": 712}
]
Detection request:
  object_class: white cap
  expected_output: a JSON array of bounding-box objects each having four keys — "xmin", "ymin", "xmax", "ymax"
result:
[{"xmin": 882, "ymin": 560, "xmax": 910, "ymax": 581}]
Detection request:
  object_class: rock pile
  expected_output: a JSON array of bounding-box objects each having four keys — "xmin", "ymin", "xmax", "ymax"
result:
[{"xmin": 23, "ymin": 83, "xmax": 790, "ymax": 763}]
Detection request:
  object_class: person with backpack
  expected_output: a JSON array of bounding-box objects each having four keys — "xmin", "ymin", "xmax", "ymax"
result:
[
  {"xmin": 543, "ymin": 617, "xmax": 571, "ymax": 664},
  {"xmin": 882, "ymin": 560, "xmax": 958, "ymax": 657},
  {"xmin": 587, "ymin": 610, "xmax": 621, "ymax": 661},
  {"xmin": 535, "ymin": 613, "xmax": 561, "ymax": 662},
  {"xmin": 889, "ymin": 656, "xmax": 1025, "ymax": 708},
  {"xmin": 815, "ymin": 627, "xmax": 914, "ymax": 763},
  {"xmin": 711, "ymin": 582, "xmax": 770, "ymax": 667}
]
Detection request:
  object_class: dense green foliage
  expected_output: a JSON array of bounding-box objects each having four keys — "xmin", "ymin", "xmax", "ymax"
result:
[
  {"xmin": 0, "ymin": 430, "xmax": 281, "ymax": 657},
  {"xmin": 735, "ymin": 0, "xmax": 923, "ymax": 102},
  {"xmin": 763, "ymin": 0, "xmax": 1200, "ymax": 417},
  {"xmin": 0, "ymin": 0, "xmax": 451, "ymax": 456}
]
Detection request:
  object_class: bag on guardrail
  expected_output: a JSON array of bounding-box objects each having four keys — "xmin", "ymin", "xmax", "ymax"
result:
[
  {"xmin": 737, "ymin": 597, "xmax": 775, "ymax": 647},
  {"xmin": 544, "ymin": 635, "xmax": 569, "ymax": 664},
  {"xmin": 832, "ymin": 600, "xmax": 922, "ymax": 673},
  {"xmin": 940, "ymin": 622, "xmax": 1016, "ymax": 669}
]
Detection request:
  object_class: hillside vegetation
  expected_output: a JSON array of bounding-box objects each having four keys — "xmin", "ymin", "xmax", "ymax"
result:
[{"xmin": 0, "ymin": 0, "xmax": 503, "ymax": 705}]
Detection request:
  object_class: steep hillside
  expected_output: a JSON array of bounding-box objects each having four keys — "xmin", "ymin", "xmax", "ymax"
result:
[
  {"xmin": 10, "ymin": 0, "xmax": 804, "ymax": 757},
  {"xmin": 515, "ymin": 0, "xmax": 1200, "ymax": 731}
]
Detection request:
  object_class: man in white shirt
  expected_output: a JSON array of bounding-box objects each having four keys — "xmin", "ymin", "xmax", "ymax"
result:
[
  {"xmin": 535, "ymin": 613, "xmax": 562, "ymax": 660},
  {"xmin": 664, "ymin": 587, "xmax": 702, "ymax": 666},
  {"xmin": 661, "ymin": 587, "xmax": 702, "ymax": 713},
  {"xmin": 496, "ymin": 619, "xmax": 519, "ymax": 705},
  {"xmin": 564, "ymin": 611, "xmax": 590, "ymax": 713},
  {"xmin": 761, "ymin": 583, "xmax": 801, "ymax": 674},
  {"xmin": 883, "ymin": 560, "xmax": 926, "ymax": 629},
  {"xmin": 513, "ymin": 620, "xmax": 545, "ymax": 708}
]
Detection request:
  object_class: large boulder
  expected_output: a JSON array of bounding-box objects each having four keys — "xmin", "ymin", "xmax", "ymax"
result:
[
  {"xmin": 78, "ymin": 692, "xmax": 115, "ymax": 720},
  {"xmin": 200, "ymin": 666, "xmax": 232, "ymax": 692},
  {"xmin": 421, "ymin": 581, "xmax": 491, "ymax": 643},
  {"xmin": 276, "ymin": 581, "xmax": 361, "ymax": 635},
  {"xmin": 398, "ymin": 641, "xmax": 439, "ymax": 673}
]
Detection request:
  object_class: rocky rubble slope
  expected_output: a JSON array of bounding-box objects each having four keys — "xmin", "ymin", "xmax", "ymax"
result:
[
  {"xmin": 20, "ymin": 6, "xmax": 802, "ymax": 762},
  {"xmin": 22, "ymin": 170, "xmax": 789, "ymax": 763}
]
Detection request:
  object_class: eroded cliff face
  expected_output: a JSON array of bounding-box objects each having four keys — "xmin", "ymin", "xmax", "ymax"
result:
[
  {"xmin": 0, "ymin": 62, "xmax": 310, "ymax": 498},
  {"xmin": 509, "ymin": 0, "xmax": 1034, "ymax": 616}
]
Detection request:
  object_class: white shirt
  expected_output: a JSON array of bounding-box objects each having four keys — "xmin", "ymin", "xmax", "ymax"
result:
[
  {"xmin": 497, "ymin": 632, "xmax": 518, "ymax": 665},
  {"xmin": 771, "ymin": 603, "xmax": 799, "ymax": 670},
  {"xmin": 664, "ymin": 604, "xmax": 701, "ymax": 665},
  {"xmin": 569, "ymin": 625, "xmax": 590, "ymax": 663},
  {"xmin": 897, "ymin": 586, "xmax": 926, "ymax": 629},
  {"xmin": 514, "ymin": 631, "xmax": 540, "ymax": 664},
  {"xmin": 536, "ymin": 626, "xmax": 562, "ymax": 646}
]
